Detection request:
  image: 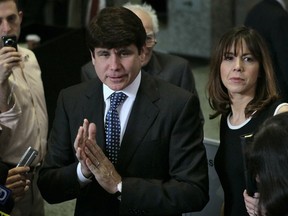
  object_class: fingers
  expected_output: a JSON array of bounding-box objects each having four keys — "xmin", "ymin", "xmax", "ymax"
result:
[
  {"xmin": 7, "ymin": 166, "xmax": 30, "ymax": 178},
  {"xmin": 74, "ymin": 126, "xmax": 84, "ymax": 152},
  {"xmin": 83, "ymin": 118, "xmax": 89, "ymax": 140},
  {"xmin": 6, "ymin": 167, "xmax": 31, "ymax": 201},
  {"xmin": 88, "ymin": 122, "xmax": 96, "ymax": 141},
  {"xmin": 74, "ymin": 119, "xmax": 92, "ymax": 151},
  {"xmin": 11, "ymin": 179, "xmax": 31, "ymax": 202},
  {"xmin": 84, "ymin": 140, "xmax": 121, "ymax": 194},
  {"xmin": 244, "ymin": 190, "xmax": 259, "ymax": 216},
  {"xmin": 0, "ymin": 47, "xmax": 21, "ymax": 79}
]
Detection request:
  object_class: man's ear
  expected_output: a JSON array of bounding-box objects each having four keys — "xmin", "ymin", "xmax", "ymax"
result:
[
  {"xmin": 139, "ymin": 47, "xmax": 146, "ymax": 65},
  {"xmin": 90, "ymin": 50, "xmax": 95, "ymax": 65},
  {"xmin": 18, "ymin": 11, "xmax": 23, "ymax": 23}
]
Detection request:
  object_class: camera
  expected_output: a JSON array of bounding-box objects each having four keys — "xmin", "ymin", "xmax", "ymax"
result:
[
  {"xmin": 2, "ymin": 35, "xmax": 17, "ymax": 51},
  {"xmin": 17, "ymin": 146, "xmax": 38, "ymax": 167}
]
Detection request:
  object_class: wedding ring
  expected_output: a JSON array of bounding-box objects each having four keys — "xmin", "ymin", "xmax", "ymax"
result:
[{"xmin": 96, "ymin": 161, "xmax": 100, "ymax": 168}]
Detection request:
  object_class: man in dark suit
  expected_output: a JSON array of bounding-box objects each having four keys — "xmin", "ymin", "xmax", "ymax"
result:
[
  {"xmin": 38, "ymin": 6, "xmax": 208, "ymax": 216},
  {"xmin": 81, "ymin": 3, "xmax": 197, "ymax": 95},
  {"xmin": 245, "ymin": 0, "xmax": 288, "ymax": 101}
]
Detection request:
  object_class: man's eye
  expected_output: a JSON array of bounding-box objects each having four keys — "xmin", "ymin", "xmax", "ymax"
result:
[
  {"xmin": 117, "ymin": 50, "xmax": 131, "ymax": 57},
  {"xmin": 120, "ymin": 52, "xmax": 129, "ymax": 56},
  {"xmin": 7, "ymin": 15, "xmax": 16, "ymax": 23},
  {"xmin": 99, "ymin": 52, "xmax": 110, "ymax": 57}
]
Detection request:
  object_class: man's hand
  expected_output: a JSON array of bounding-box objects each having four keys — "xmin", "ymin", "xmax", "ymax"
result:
[
  {"xmin": 0, "ymin": 46, "xmax": 21, "ymax": 84},
  {"xmin": 74, "ymin": 119, "xmax": 95, "ymax": 178},
  {"xmin": 84, "ymin": 135, "xmax": 121, "ymax": 194},
  {"xmin": 5, "ymin": 166, "xmax": 30, "ymax": 202}
]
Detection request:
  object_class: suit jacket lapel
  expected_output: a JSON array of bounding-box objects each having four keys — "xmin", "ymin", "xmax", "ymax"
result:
[
  {"xmin": 83, "ymin": 78, "xmax": 106, "ymax": 149},
  {"xmin": 117, "ymin": 73, "xmax": 160, "ymax": 169}
]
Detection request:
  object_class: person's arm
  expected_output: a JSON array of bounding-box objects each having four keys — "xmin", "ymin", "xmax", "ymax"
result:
[
  {"xmin": 0, "ymin": 46, "xmax": 21, "ymax": 113},
  {"xmin": 37, "ymin": 90, "xmax": 82, "ymax": 204}
]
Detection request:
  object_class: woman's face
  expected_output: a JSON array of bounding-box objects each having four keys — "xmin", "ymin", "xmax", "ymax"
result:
[{"xmin": 220, "ymin": 40, "xmax": 260, "ymax": 98}]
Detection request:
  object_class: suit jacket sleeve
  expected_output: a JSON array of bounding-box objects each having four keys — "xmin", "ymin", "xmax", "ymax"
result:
[{"xmin": 37, "ymin": 88, "xmax": 83, "ymax": 204}]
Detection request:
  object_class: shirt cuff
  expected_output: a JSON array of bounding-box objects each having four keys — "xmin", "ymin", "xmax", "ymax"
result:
[
  {"xmin": 117, "ymin": 181, "xmax": 122, "ymax": 192},
  {"xmin": 77, "ymin": 162, "xmax": 92, "ymax": 187}
]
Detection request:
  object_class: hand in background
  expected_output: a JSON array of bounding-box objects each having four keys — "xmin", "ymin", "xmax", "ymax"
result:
[
  {"xmin": 5, "ymin": 166, "xmax": 30, "ymax": 202},
  {"xmin": 243, "ymin": 189, "xmax": 260, "ymax": 216},
  {"xmin": 0, "ymin": 46, "xmax": 21, "ymax": 84}
]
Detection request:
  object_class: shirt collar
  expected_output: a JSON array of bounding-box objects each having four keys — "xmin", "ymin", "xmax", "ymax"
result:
[{"xmin": 103, "ymin": 71, "xmax": 141, "ymax": 101}]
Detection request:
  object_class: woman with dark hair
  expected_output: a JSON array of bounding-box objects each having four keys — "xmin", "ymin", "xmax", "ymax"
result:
[
  {"xmin": 207, "ymin": 26, "xmax": 288, "ymax": 216},
  {"xmin": 244, "ymin": 112, "xmax": 288, "ymax": 216}
]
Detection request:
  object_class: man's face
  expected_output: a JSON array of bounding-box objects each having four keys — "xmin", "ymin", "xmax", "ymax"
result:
[
  {"xmin": 92, "ymin": 44, "xmax": 145, "ymax": 91},
  {"xmin": 132, "ymin": 9, "xmax": 157, "ymax": 66},
  {"xmin": 0, "ymin": 0, "xmax": 22, "ymax": 47}
]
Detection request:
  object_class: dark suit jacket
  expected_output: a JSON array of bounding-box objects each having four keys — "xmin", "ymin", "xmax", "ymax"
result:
[
  {"xmin": 38, "ymin": 72, "xmax": 209, "ymax": 216},
  {"xmin": 81, "ymin": 50, "xmax": 196, "ymax": 94},
  {"xmin": 245, "ymin": 0, "xmax": 288, "ymax": 101}
]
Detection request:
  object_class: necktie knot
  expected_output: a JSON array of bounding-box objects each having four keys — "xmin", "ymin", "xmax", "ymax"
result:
[{"xmin": 110, "ymin": 92, "xmax": 127, "ymax": 110}]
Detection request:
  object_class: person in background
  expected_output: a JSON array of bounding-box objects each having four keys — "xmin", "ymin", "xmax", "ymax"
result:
[
  {"xmin": 81, "ymin": 2, "xmax": 198, "ymax": 95},
  {"xmin": 0, "ymin": 0, "xmax": 48, "ymax": 215},
  {"xmin": 207, "ymin": 26, "xmax": 288, "ymax": 216},
  {"xmin": 245, "ymin": 0, "xmax": 288, "ymax": 102},
  {"xmin": 38, "ymin": 6, "xmax": 208, "ymax": 215},
  {"xmin": 243, "ymin": 112, "xmax": 288, "ymax": 216}
]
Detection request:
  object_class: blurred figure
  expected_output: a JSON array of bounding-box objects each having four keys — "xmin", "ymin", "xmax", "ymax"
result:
[
  {"xmin": 207, "ymin": 26, "xmax": 288, "ymax": 216},
  {"xmin": 245, "ymin": 0, "xmax": 288, "ymax": 101},
  {"xmin": 17, "ymin": 0, "xmax": 46, "ymax": 26},
  {"xmin": 0, "ymin": 0, "xmax": 48, "ymax": 215},
  {"xmin": 244, "ymin": 112, "xmax": 288, "ymax": 216}
]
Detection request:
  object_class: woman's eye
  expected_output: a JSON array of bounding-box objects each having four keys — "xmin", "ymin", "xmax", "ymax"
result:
[
  {"xmin": 223, "ymin": 55, "xmax": 233, "ymax": 61},
  {"xmin": 243, "ymin": 56, "xmax": 254, "ymax": 62}
]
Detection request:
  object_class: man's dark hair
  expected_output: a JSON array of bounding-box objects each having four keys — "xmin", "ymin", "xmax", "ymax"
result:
[{"xmin": 86, "ymin": 7, "xmax": 146, "ymax": 54}]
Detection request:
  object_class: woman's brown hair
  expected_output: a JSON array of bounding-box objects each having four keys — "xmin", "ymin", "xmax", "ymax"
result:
[{"xmin": 207, "ymin": 26, "xmax": 278, "ymax": 119}]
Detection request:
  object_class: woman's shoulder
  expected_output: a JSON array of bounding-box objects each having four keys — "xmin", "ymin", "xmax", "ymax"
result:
[{"xmin": 274, "ymin": 102, "xmax": 288, "ymax": 115}]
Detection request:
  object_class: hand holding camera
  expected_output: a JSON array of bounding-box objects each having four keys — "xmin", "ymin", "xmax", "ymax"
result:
[
  {"xmin": 2, "ymin": 35, "xmax": 17, "ymax": 51},
  {"xmin": 0, "ymin": 35, "xmax": 21, "ymax": 85}
]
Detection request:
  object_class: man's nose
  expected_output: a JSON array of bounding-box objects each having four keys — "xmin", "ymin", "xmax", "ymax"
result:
[{"xmin": 109, "ymin": 54, "xmax": 121, "ymax": 70}]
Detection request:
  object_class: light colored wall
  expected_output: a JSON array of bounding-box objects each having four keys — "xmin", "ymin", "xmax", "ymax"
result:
[{"xmin": 155, "ymin": 0, "xmax": 264, "ymax": 58}]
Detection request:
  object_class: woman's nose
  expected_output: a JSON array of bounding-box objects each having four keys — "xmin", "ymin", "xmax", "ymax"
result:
[{"xmin": 233, "ymin": 58, "xmax": 243, "ymax": 72}]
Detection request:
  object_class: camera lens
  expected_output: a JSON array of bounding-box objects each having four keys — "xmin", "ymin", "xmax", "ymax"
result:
[{"xmin": 5, "ymin": 38, "xmax": 15, "ymax": 46}]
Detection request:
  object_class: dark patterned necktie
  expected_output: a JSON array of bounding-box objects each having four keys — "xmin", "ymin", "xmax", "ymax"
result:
[{"xmin": 105, "ymin": 92, "xmax": 127, "ymax": 164}]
